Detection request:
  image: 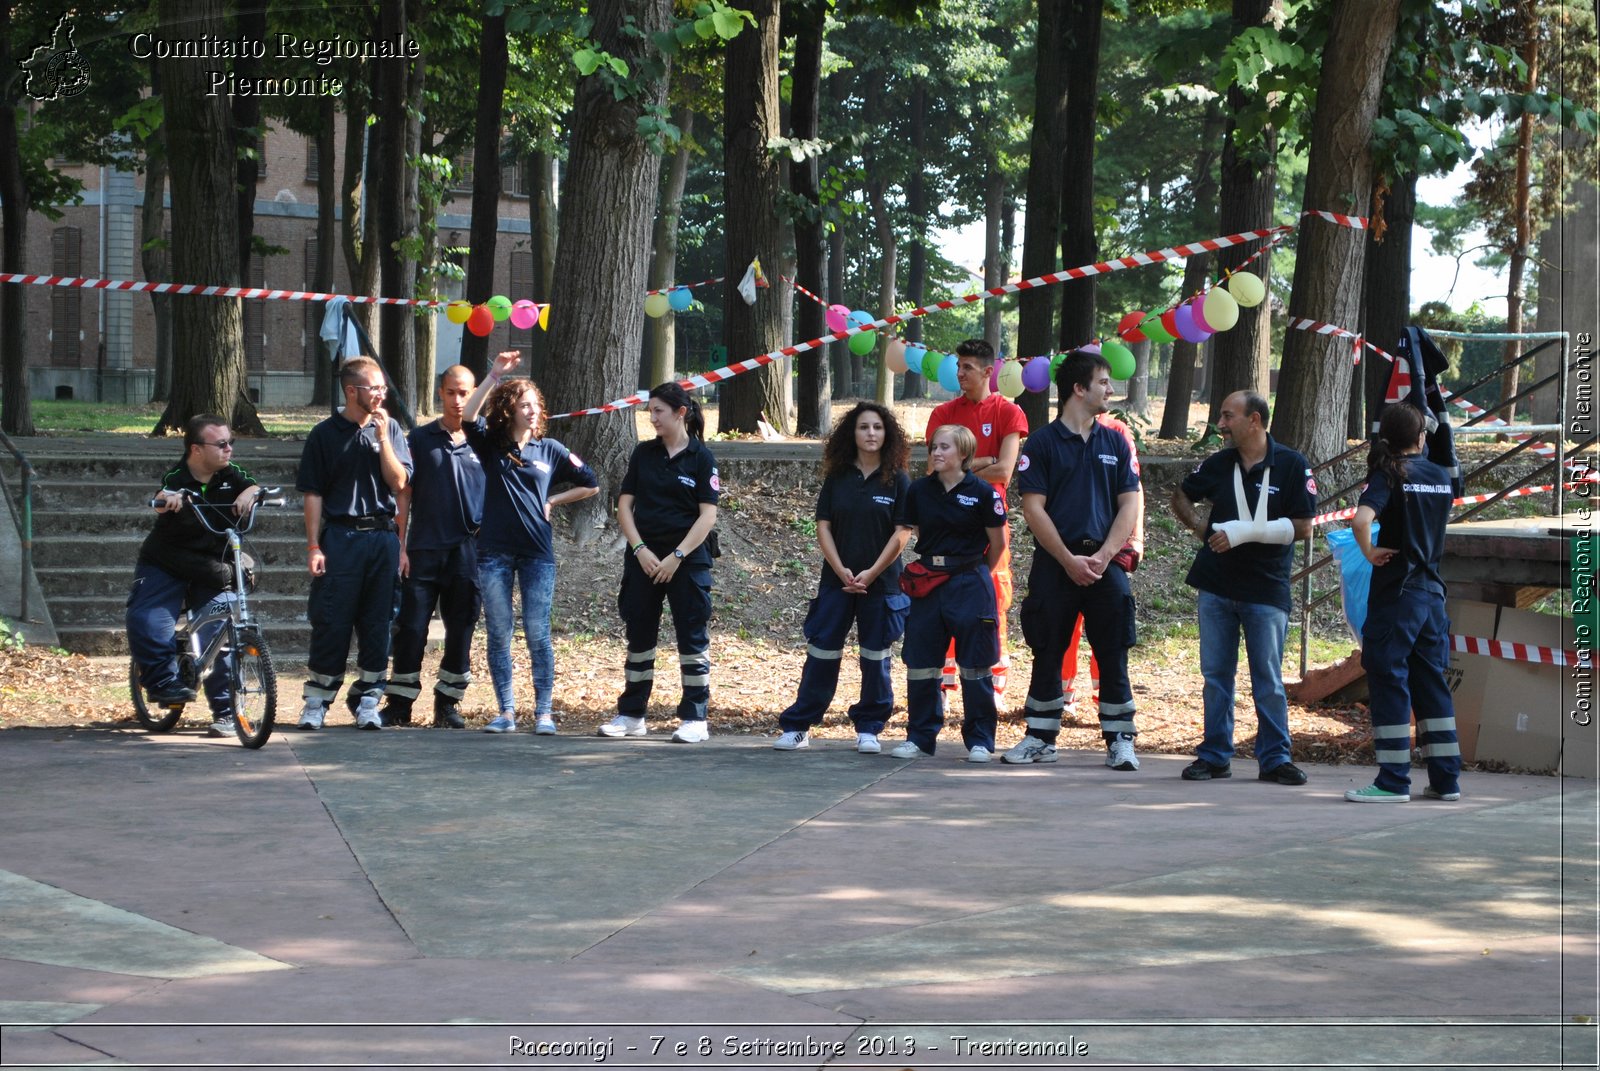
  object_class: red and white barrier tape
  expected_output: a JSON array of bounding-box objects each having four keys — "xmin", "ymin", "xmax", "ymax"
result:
[
  {"xmin": 1307, "ymin": 210, "xmax": 1368, "ymax": 230},
  {"xmin": 645, "ymin": 275, "xmax": 724, "ymax": 296},
  {"xmin": 1308, "ymin": 482, "xmax": 1582, "ymax": 527},
  {"xmin": 1450, "ymin": 633, "xmax": 1578, "ymax": 668},
  {"xmin": 785, "ymin": 277, "xmax": 828, "ymax": 308},
  {"xmin": 0, "ymin": 274, "xmax": 448, "ymax": 307},
  {"xmin": 1287, "ymin": 317, "xmax": 1400, "ymax": 365}
]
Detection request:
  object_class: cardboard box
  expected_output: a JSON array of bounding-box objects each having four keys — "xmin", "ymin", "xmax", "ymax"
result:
[
  {"xmin": 1474, "ymin": 607, "xmax": 1572, "ymax": 774},
  {"xmin": 1443, "ymin": 599, "xmax": 1499, "ymax": 764}
]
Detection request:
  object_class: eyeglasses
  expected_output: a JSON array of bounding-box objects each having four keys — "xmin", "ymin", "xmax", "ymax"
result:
[
  {"xmin": 203, "ymin": 440, "xmax": 234, "ymax": 450},
  {"xmin": 352, "ymin": 384, "xmax": 387, "ymax": 395}
]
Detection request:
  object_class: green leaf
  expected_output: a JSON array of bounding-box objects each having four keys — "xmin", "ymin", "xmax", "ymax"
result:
[
  {"xmin": 607, "ymin": 56, "xmax": 630, "ymax": 77},
  {"xmin": 712, "ymin": 9, "xmax": 743, "ymax": 39},
  {"xmin": 573, "ymin": 48, "xmax": 602, "ymax": 76},
  {"xmin": 694, "ymin": 16, "xmax": 716, "ymax": 39}
]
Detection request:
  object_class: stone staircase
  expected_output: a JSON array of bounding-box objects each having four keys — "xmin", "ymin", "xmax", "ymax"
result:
[{"xmin": 1, "ymin": 435, "xmax": 313, "ymax": 659}]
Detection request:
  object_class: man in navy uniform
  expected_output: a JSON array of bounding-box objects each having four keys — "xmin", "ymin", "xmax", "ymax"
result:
[
  {"xmin": 385, "ymin": 364, "xmax": 484, "ymax": 728},
  {"xmin": 1171, "ymin": 390, "xmax": 1315, "ymax": 785},
  {"xmin": 297, "ymin": 356, "xmax": 412, "ymax": 730},
  {"xmin": 1004, "ymin": 349, "xmax": 1142, "ymax": 770}
]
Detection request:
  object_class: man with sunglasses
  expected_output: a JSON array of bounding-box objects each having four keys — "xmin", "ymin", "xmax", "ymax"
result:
[
  {"xmin": 126, "ymin": 414, "xmax": 260, "ymax": 736},
  {"xmin": 296, "ymin": 356, "xmax": 412, "ymax": 730}
]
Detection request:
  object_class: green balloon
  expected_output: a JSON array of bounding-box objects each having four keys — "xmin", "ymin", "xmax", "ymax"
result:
[
  {"xmin": 1102, "ymin": 340, "xmax": 1137, "ymax": 380},
  {"xmin": 921, "ymin": 350, "xmax": 943, "ymax": 379},
  {"xmin": 1140, "ymin": 313, "xmax": 1175, "ymax": 344},
  {"xmin": 848, "ymin": 330, "xmax": 877, "ymax": 356},
  {"xmin": 486, "ymin": 294, "xmax": 513, "ymax": 322}
]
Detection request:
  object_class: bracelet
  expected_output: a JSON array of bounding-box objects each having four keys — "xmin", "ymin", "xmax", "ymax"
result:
[
  {"xmin": 307, "ymin": 544, "xmax": 320, "ymax": 552},
  {"xmin": 632, "ymin": 541, "xmax": 646, "ymax": 554}
]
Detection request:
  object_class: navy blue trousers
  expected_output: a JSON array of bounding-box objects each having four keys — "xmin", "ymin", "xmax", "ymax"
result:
[
  {"xmin": 389, "ymin": 543, "xmax": 480, "ymax": 711},
  {"xmin": 1361, "ymin": 590, "xmax": 1461, "ymax": 794},
  {"xmin": 125, "ymin": 563, "xmax": 231, "ymax": 714},
  {"xmin": 778, "ymin": 584, "xmax": 910, "ymax": 735},
  {"xmin": 1019, "ymin": 558, "xmax": 1137, "ymax": 743},
  {"xmin": 304, "ymin": 526, "xmax": 399, "ymax": 710},
  {"xmin": 902, "ymin": 567, "xmax": 999, "ymax": 755},
  {"xmin": 616, "ymin": 552, "xmax": 713, "ymax": 721}
]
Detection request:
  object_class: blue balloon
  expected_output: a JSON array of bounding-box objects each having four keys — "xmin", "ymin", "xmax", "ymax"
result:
[
  {"xmin": 667, "ymin": 287, "xmax": 694, "ymax": 312},
  {"xmin": 937, "ymin": 353, "xmax": 960, "ymax": 393},
  {"xmin": 847, "ymin": 309, "xmax": 875, "ymax": 329},
  {"xmin": 904, "ymin": 343, "xmax": 927, "ymax": 374}
]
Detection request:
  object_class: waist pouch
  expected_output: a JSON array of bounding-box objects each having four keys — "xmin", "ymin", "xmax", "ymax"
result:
[{"xmin": 898, "ymin": 555, "xmax": 981, "ymax": 599}]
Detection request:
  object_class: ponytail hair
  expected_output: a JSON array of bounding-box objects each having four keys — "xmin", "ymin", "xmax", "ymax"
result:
[
  {"xmin": 648, "ymin": 381, "xmax": 705, "ymax": 440},
  {"xmin": 1368, "ymin": 404, "xmax": 1426, "ymax": 490}
]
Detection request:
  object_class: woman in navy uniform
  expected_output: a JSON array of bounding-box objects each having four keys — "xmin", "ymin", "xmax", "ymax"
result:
[
  {"xmin": 463, "ymin": 351, "xmax": 599, "ymax": 734},
  {"xmin": 894, "ymin": 424, "xmax": 1007, "ymax": 761},
  {"xmin": 773, "ymin": 402, "xmax": 913, "ymax": 754},
  {"xmin": 1348, "ymin": 403, "xmax": 1462, "ymax": 803},
  {"xmin": 602, "ymin": 382, "xmax": 720, "ymax": 743}
]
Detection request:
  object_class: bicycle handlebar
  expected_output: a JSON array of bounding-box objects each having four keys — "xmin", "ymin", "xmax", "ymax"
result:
[{"xmin": 148, "ymin": 487, "xmax": 286, "ymax": 535}]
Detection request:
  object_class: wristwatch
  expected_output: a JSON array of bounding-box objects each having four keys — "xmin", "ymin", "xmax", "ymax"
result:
[{"xmin": 673, "ymin": 549, "xmax": 686, "ymax": 559}]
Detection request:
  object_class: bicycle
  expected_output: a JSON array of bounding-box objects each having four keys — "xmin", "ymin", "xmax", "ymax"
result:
[{"xmin": 129, "ymin": 486, "xmax": 286, "ymax": 749}]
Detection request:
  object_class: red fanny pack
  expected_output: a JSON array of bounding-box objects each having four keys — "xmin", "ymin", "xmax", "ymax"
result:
[
  {"xmin": 898, "ymin": 561, "xmax": 952, "ymax": 599},
  {"xmin": 1112, "ymin": 545, "xmax": 1142, "ymax": 573}
]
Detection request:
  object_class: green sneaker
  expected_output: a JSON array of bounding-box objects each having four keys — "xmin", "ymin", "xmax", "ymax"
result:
[{"xmin": 1344, "ymin": 784, "xmax": 1410, "ymax": 803}]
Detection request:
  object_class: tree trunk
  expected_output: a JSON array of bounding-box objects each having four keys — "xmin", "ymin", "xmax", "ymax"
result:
[
  {"xmin": 868, "ymin": 171, "xmax": 897, "ymax": 407},
  {"xmin": 1208, "ymin": 0, "xmax": 1278, "ymax": 425},
  {"xmin": 1056, "ymin": 0, "xmax": 1103, "ymax": 357},
  {"xmin": 527, "ymin": 147, "xmax": 559, "ymax": 379},
  {"xmin": 828, "ymin": 226, "xmax": 849, "ymax": 395},
  {"xmin": 374, "ymin": 0, "xmax": 424, "ymax": 413},
  {"xmin": 983, "ymin": 155, "xmax": 1006, "ymax": 353},
  {"xmin": 1126, "ymin": 337, "xmax": 1151, "ymax": 416},
  {"xmin": 789, "ymin": 3, "xmax": 828, "ymax": 434},
  {"xmin": 142, "ymin": 110, "xmax": 174, "ymax": 406},
  {"xmin": 1271, "ymin": 0, "xmax": 1400, "ymax": 462},
  {"xmin": 231, "ymin": 3, "xmax": 265, "ymax": 284},
  {"xmin": 1158, "ymin": 102, "xmax": 1223, "ymax": 439},
  {"xmin": 340, "ymin": 92, "xmax": 378, "ymax": 340},
  {"xmin": 310, "ymin": 96, "xmax": 337, "ymax": 409},
  {"xmin": 1361, "ymin": 172, "xmax": 1415, "ymax": 433},
  {"xmin": 0, "ymin": 5, "xmax": 33, "ymax": 435},
  {"xmin": 902, "ymin": 84, "xmax": 928, "ymax": 402},
  {"xmin": 155, "ymin": 0, "xmax": 251, "ymax": 436},
  {"xmin": 1499, "ymin": 1, "xmax": 1540, "ymax": 424},
  {"xmin": 649, "ymin": 108, "xmax": 695, "ymax": 389},
  {"xmin": 541, "ymin": 0, "xmax": 673, "ymax": 535},
  {"xmin": 458, "ymin": 13, "xmax": 508, "ymax": 381},
  {"xmin": 1017, "ymin": 0, "xmax": 1066, "ymax": 430},
  {"xmin": 414, "ymin": 120, "xmax": 441, "ymax": 417},
  {"xmin": 718, "ymin": 0, "xmax": 787, "ymax": 433}
]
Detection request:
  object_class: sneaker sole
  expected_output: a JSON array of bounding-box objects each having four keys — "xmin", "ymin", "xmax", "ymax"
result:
[
  {"xmin": 772, "ymin": 742, "xmax": 809, "ymax": 751},
  {"xmin": 1424, "ymin": 791, "xmax": 1462, "ymax": 801},
  {"xmin": 1002, "ymin": 751, "xmax": 1058, "ymax": 765},
  {"xmin": 967, "ymin": 751, "xmax": 993, "ymax": 764},
  {"xmin": 1345, "ymin": 791, "xmax": 1409, "ymax": 803}
]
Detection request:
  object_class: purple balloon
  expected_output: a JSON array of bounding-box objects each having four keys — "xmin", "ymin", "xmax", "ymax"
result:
[
  {"xmin": 1174, "ymin": 304, "xmax": 1212, "ymax": 344},
  {"xmin": 1022, "ymin": 355, "xmax": 1053, "ymax": 392},
  {"xmin": 989, "ymin": 362, "xmax": 1000, "ymax": 391},
  {"xmin": 1079, "ymin": 342, "xmax": 1102, "ymax": 356},
  {"xmin": 1189, "ymin": 294, "xmax": 1214, "ymax": 333}
]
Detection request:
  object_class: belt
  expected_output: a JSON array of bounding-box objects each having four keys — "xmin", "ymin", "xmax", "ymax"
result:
[
  {"xmin": 919, "ymin": 553, "xmax": 983, "ymax": 573},
  {"xmin": 1065, "ymin": 538, "xmax": 1102, "ymax": 554},
  {"xmin": 326, "ymin": 515, "xmax": 396, "ymax": 532}
]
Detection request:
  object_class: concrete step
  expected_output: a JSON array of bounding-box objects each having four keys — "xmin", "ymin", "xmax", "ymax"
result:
[
  {"xmin": 59, "ymin": 623, "xmax": 314, "ymax": 660},
  {"xmin": 36, "ymin": 565, "xmax": 316, "ymax": 599},
  {"xmin": 32, "ymin": 506, "xmax": 305, "ymax": 536},
  {"xmin": 22, "ymin": 480, "xmax": 302, "ymax": 512},
  {"xmin": 48, "ymin": 591, "xmax": 308, "ymax": 628},
  {"xmin": 33, "ymin": 533, "xmax": 313, "ymax": 571}
]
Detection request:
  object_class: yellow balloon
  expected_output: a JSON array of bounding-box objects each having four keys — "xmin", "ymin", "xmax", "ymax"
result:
[
  {"xmin": 1203, "ymin": 286, "xmax": 1240, "ymax": 331},
  {"xmin": 644, "ymin": 292, "xmax": 670, "ymax": 318},
  {"xmin": 1228, "ymin": 270, "xmax": 1266, "ymax": 308},
  {"xmin": 997, "ymin": 359, "xmax": 1026, "ymax": 399},
  {"xmin": 445, "ymin": 300, "xmax": 472, "ymax": 325},
  {"xmin": 885, "ymin": 337, "xmax": 909, "ymax": 374},
  {"xmin": 537, "ymin": 303, "xmax": 550, "ymax": 331}
]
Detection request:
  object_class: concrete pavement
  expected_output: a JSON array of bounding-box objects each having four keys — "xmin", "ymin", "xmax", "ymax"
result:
[{"xmin": 0, "ymin": 725, "xmax": 1595, "ymax": 1070}]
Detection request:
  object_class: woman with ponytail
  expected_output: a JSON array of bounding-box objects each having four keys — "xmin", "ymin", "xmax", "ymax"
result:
[
  {"xmin": 601, "ymin": 382, "xmax": 721, "ymax": 743},
  {"xmin": 1347, "ymin": 403, "xmax": 1462, "ymax": 803}
]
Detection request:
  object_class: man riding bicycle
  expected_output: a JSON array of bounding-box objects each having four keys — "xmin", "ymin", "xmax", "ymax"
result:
[{"xmin": 126, "ymin": 414, "xmax": 260, "ymax": 735}]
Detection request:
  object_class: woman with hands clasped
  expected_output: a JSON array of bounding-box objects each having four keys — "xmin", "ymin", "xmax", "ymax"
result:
[
  {"xmin": 462, "ymin": 350, "xmax": 598, "ymax": 735},
  {"xmin": 772, "ymin": 402, "xmax": 913, "ymax": 754}
]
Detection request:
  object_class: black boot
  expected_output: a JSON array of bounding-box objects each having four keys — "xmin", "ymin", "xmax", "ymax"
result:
[
  {"xmin": 381, "ymin": 700, "xmax": 413, "ymax": 727},
  {"xmin": 433, "ymin": 695, "xmax": 465, "ymax": 729}
]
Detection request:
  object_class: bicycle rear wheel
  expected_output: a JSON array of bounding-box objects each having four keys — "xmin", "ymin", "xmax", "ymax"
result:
[
  {"xmin": 129, "ymin": 659, "xmax": 183, "ymax": 732},
  {"xmin": 229, "ymin": 627, "xmax": 277, "ymax": 749}
]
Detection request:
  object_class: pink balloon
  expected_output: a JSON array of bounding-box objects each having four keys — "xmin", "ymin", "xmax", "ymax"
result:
[
  {"xmin": 1189, "ymin": 294, "xmax": 1214, "ymax": 333},
  {"xmin": 509, "ymin": 300, "xmax": 538, "ymax": 330},
  {"xmin": 989, "ymin": 361, "xmax": 1000, "ymax": 391},
  {"xmin": 826, "ymin": 304, "xmax": 850, "ymax": 334}
]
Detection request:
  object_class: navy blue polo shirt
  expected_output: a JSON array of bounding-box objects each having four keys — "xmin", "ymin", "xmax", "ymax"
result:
[
  {"xmin": 1181, "ymin": 436, "xmax": 1316, "ymax": 612},
  {"xmin": 1359, "ymin": 455, "xmax": 1453, "ymax": 600},
  {"xmin": 620, "ymin": 438, "xmax": 720, "ymax": 557},
  {"xmin": 466, "ymin": 421, "xmax": 598, "ymax": 561},
  {"xmin": 1015, "ymin": 418, "xmax": 1140, "ymax": 545},
  {"xmin": 404, "ymin": 420, "xmax": 485, "ymax": 550},
  {"xmin": 898, "ymin": 471, "xmax": 1006, "ymax": 563},
  {"xmin": 816, "ymin": 467, "xmax": 911, "ymax": 595},
  {"xmin": 296, "ymin": 411, "xmax": 413, "ymax": 519}
]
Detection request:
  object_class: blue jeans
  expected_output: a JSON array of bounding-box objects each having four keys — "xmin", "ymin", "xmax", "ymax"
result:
[
  {"xmin": 478, "ymin": 553, "xmax": 556, "ymax": 716},
  {"xmin": 1196, "ymin": 589, "xmax": 1291, "ymax": 769},
  {"xmin": 125, "ymin": 563, "xmax": 231, "ymax": 715}
]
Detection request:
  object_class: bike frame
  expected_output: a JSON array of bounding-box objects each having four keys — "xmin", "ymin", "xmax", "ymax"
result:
[{"xmin": 160, "ymin": 491, "xmax": 276, "ymax": 688}]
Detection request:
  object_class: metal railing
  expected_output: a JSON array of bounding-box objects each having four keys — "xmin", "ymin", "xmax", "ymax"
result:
[{"xmin": 0, "ymin": 430, "xmax": 35, "ymax": 623}]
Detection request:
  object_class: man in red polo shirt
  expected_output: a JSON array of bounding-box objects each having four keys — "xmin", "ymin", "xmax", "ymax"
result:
[{"xmin": 924, "ymin": 339, "xmax": 1028, "ymax": 697}]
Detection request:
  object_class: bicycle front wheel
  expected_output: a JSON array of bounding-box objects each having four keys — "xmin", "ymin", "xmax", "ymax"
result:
[
  {"xmin": 129, "ymin": 660, "xmax": 182, "ymax": 732},
  {"xmin": 229, "ymin": 627, "xmax": 277, "ymax": 749}
]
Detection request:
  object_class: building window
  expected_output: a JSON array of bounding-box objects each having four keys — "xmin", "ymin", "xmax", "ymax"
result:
[
  {"xmin": 244, "ymin": 253, "xmax": 266, "ymax": 370},
  {"xmin": 509, "ymin": 251, "xmax": 534, "ymax": 334},
  {"xmin": 305, "ymin": 136, "xmax": 319, "ymax": 183},
  {"xmin": 501, "ymin": 145, "xmax": 530, "ymax": 198},
  {"xmin": 449, "ymin": 154, "xmax": 473, "ymax": 194},
  {"xmin": 51, "ymin": 226, "xmax": 82, "ymax": 366}
]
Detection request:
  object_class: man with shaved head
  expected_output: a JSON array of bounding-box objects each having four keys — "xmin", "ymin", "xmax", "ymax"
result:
[{"xmin": 384, "ymin": 364, "xmax": 486, "ymax": 727}]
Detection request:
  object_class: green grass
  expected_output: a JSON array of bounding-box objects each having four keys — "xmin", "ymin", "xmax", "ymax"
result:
[{"xmin": 31, "ymin": 401, "xmax": 321, "ymax": 437}]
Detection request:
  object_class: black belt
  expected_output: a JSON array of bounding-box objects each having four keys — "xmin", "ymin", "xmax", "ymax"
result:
[
  {"xmin": 326, "ymin": 515, "xmax": 396, "ymax": 532},
  {"xmin": 1065, "ymin": 538, "xmax": 1102, "ymax": 554},
  {"xmin": 918, "ymin": 552, "xmax": 983, "ymax": 573}
]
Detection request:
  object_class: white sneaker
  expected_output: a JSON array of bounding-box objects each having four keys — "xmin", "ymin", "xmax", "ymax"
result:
[
  {"xmin": 484, "ymin": 714, "xmax": 517, "ymax": 734},
  {"xmin": 888, "ymin": 740, "xmax": 931, "ymax": 759},
  {"xmin": 1107, "ymin": 734, "xmax": 1140, "ymax": 771},
  {"xmin": 597, "ymin": 715, "xmax": 647, "ymax": 738},
  {"xmin": 298, "ymin": 703, "xmax": 326, "ymax": 731},
  {"xmin": 773, "ymin": 730, "xmax": 809, "ymax": 751},
  {"xmin": 1002, "ymin": 737, "xmax": 1058, "ymax": 764},
  {"xmin": 966, "ymin": 745, "xmax": 993, "ymax": 764},
  {"xmin": 534, "ymin": 716, "xmax": 557, "ymax": 736},
  {"xmin": 671, "ymin": 720, "xmax": 710, "ymax": 743},
  {"xmin": 856, "ymin": 732, "xmax": 881, "ymax": 754},
  {"xmin": 356, "ymin": 696, "xmax": 383, "ymax": 731}
]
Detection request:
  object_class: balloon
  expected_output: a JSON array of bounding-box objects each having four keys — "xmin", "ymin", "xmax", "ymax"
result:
[
  {"xmin": 1079, "ymin": 342, "xmax": 1102, "ymax": 356},
  {"xmin": 848, "ymin": 330, "xmax": 877, "ymax": 356},
  {"xmin": 1102, "ymin": 340, "xmax": 1137, "ymax": 380},
  {"xmin": 1159, "ymin": 308, "xmax": 1181, "ymax": 341},
  {"xmin": 466, "ymin": 305, "xmax": 494, "ymax": 337},
  {"xmin": 668, "ymin": 287, "xmax": 694, "ymax": 313},
  {"xmin": 1022, "ymin": 355, "xmax": 1053, "ymax": 392},
  {"xmin": 1117, "ymin": 310, "xmax": 1149, "ymax": 343},
  {"xmin": 904, "ymin": 343, "xmax": 928, "ymax": 372},
  {"xmin": 1173, "ymin": 303, "xmax": 1212, "ymax": 343},
  {"xmin": 826, "ymin": 304, "xmax": 850, "ymax": 333},
  {"xmin": 937, "ymin": 353, "xmax": 960, "ymax": 393},
  {"xmin": 1228, "ymin": 270, "xmax": 1266, "ymax": 308},
  {"xmin": 847, "ymin": 309, "xmax": 875, "ymax": 329},
  {"xmin": 644, "ymin": 292, "xmax": 670, "ymax": 318},
  {"xmin": 1189, "ymin": 294, "xmax": 1215, "ymax": 333},
  {"xmin": 989, "ymin": 361, "xmax": 1000, "ymax": 391},
  {"xmin": 921, "ymin": 349, "xmax": 943, "ymax": 379},
  {"xmin": 487, "ymin": 295, "xmax": 512, "ymax": 322},
  {"xmin": 997, "ymin": 359, "xmax": 1026, "ymax": 398},
  {"xmin": 445, "ymin": 300, "xmax": 472, "ymax": 325},
  {"xmin": 1203, "ymin": 286, "xmax": 1240, "ymax": 331},
  {"xmin": 885, "ymin": 337, "xmax": 909, "ymax": 373},
  {"xmin": 1141, "ymin": 312, "xmax": 1175, "ymax": 344},
  {"xmin": 537, "ymin": 304, "xmax": 550, "ymax": 330},
  {"xmin": 510, "ymin": 300, "xmax": 538, "ymax": 330}
]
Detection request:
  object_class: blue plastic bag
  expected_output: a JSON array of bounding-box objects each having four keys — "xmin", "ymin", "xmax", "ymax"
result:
[{"xmin": 1325, "ymin": 525, "xmax": 1378, "ymax": 642}]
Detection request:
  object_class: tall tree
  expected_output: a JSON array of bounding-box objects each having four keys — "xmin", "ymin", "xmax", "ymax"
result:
[
  {"xmin": 787, "ymin": 0, "xmax": 830, "ymax": 433},
  {"xmin": 1271, "ymin": 0, "xmax": 1401, "ymax": 462},
  {"xmin": 372, "ymin": 0, "xmax": 425, "ymax": 413},
  {"xmin": 231, "ymin": 2, "xmax": 265, "ymax": 285},
  {"xmin": 1016, "ymin": 0, "xmax": 1067, "ymax": 431},
  {"xmin": 648, "ymin": 108, "xmax": 696, "ymax": 388},
  {"xmin": 458, "ymin": 12, "xmax": 509, "ymax": 380},
  {"xmin": 1055, "ymin": 0, "xmax": 1104, "ymax": 357},
  {"xmin": 1157, "ymin": 102, "xmax": 1223, "ymax": 440}
]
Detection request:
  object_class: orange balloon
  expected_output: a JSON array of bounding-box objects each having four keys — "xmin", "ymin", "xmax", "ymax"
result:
[{"xmin": 467, "ymin": 305, "xmax": 494, "ymax": 337}]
